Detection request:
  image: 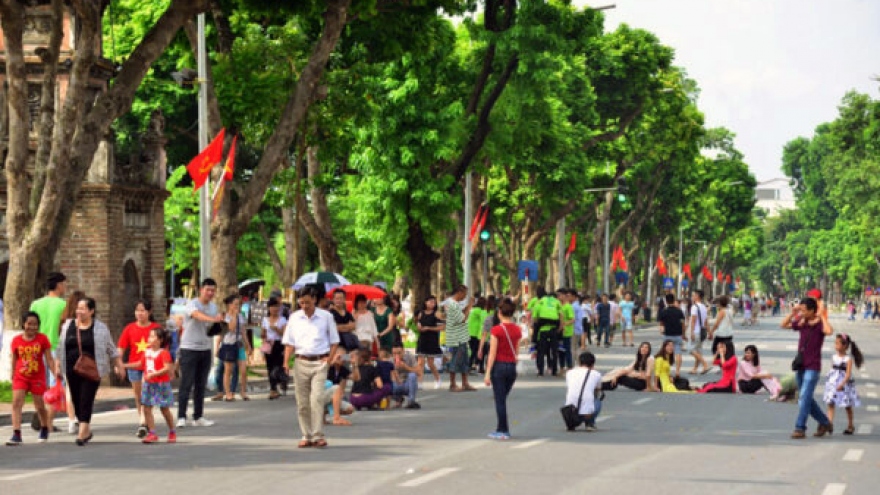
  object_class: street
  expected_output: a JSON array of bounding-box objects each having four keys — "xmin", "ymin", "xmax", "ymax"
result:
[{"xmin": 1, "ymin": 315, "xmax": 877, "ymax": 495}]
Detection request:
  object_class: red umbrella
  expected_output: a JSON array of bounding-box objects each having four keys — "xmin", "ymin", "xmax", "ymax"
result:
[{"xmin": 328, "ymin": 284, "xmax": 387, "ymax": 301}]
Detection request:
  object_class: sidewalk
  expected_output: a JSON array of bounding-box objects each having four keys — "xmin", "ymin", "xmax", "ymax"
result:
[{"xmin": 0, "ymin": 377, "xmax": 271, "ymax": 427}]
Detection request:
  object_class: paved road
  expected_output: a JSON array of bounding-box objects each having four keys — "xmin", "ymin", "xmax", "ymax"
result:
[{"xmin": 1, "ymin": 315, "xmax": 876, "ymax": 495}]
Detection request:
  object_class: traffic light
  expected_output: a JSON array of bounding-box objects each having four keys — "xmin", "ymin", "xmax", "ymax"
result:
[{"xmin": 616, "ymin": 176, "xmax": 629, "ymax": 202}]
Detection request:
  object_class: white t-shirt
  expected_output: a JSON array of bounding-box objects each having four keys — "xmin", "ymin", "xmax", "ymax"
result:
[
  {"xmin": 565, "ymin": 367, "xmax": 602, "ymax": 415},
  {"xmin": 261, "ymin": 316, "xmax": 288, "ymax": 342},
  {"xmin": 609, "ymin": 302, "xmax": 619, "ymax": 324},
  {"xmin": 690, "ymin": 303, "xmax": 708, "ymax": 334}
]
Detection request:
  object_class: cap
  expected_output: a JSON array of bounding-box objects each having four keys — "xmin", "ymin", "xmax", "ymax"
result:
[{"xmin": 806, "ymin": 289, "xmax": 822, "ymax": 299}]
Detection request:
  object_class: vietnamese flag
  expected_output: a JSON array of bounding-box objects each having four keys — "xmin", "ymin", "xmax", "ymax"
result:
[
  {"xmin": 186, "ymin": 128, "xmax": 225, "ymax": 191},
  {"xmin": 565, "ymin": 232, "xmax": 577, "ymax": 262},
  {"xmin": 725, "ymin": 274, "xmax": 732, "ymax": 284},
  {"xmin": 656, "ymin": 255, "xmax": 667, "ymax": 276},
  {"xmin": 683, "ymin": 263, "xmax": 692, "ymax": 279},
  {"xmin": 468, "ymin": 205, "xmax": 487, "ymax": 243},
  {"xmin": 211, "ymin": 135, "xmax": 236, "ymax": 220}
]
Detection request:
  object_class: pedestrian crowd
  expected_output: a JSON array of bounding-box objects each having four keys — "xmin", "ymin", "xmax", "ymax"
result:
[{"xmin": 3, "ymin": 273, "xmax": 868, "ymax": 447}]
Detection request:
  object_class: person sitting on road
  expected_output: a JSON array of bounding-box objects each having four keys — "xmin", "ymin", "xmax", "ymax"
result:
[
  {"xmin": 349, "ymin": 349, "xmax": 387, "ymax": 410},
  {"xmin": 323, "ymin": 351, "xmax": 354, "ymax": 426},
  {"xmin": 697, "ymin": 341, "xmax": 737, "ymax": 393},
  {"xmin": 654, "ymin": 339, "xmax": 692, "ymax": 393},
  {"xmin": 737, "ymin": 345, "xmax": 781, "ymax": 398},
  {"xmin": 604, "ymin": 342, "xmax": 657, "ymax": 392},
  {"xmin": 376, "ymin": 349, "xmax": 396, "ymax": 399},
  {"xmin": 564, "ymin": 351, "xmax": 604, "ymax": 431},
  {"xmin": 390, "ymin": 345, "xmax": 421, "ymax": 409}
]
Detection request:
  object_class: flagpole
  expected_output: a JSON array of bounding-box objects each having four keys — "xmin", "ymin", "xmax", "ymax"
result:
[{"xmin": 197, "ymin": 13, "xmax": 211, "ymax": 280}]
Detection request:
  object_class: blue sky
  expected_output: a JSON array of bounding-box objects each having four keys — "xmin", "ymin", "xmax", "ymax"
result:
[{"xmin": 580, "ymin": 0, "xmax": 880, "ymax": 181}]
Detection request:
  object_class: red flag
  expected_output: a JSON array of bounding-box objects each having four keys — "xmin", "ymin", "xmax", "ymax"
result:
[
  {"xmin": 717, "ymin": 270, "xmax": 724, "ymax": 281},
  {"xmin": 565, "ymin": 233, "xmax": 577, "ymax": 262},
  {"xmin": 186, "ymin": 128, "xmax": 225, "ymax": 191},
  {"xmin": 468, "ymin": 205, "xmax": 486, "ymax": 242},
  {"xmin": 683, "ymin": 263, "xmax": 692, "ymax": 279},
  {"xmin": 702, "ymin": 266, "xmax": 713, "ymax": 281},
  {"xmin": 725, "ymin": 275, "xmax": 732, "ymax": 284},
  {"xmin": 656, "ymin": 255, "xmax": 667, "ymax": 276},
  {"xmin": 222, "ymin": 135, "xmax": 237, "ymax": 182}
]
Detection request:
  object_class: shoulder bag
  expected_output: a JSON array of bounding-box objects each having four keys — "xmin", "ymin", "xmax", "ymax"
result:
[
  {"xmin": 791, "ymin": 320, "xmax": 807, "ymax": 371},
  {"xmin": 560, "ymin": 370, "xmax": 591, "ymax": 430},
  {"xmin": 218, "ymin": 318, "xmax": 242, "ymax": 363},
  {"xmin": 697, "ymin": 304, "xmax": 707, "ymax": 342},
  {"xmin": 73, "ymin": 323, "xmax": 101, "ymax": 382}
]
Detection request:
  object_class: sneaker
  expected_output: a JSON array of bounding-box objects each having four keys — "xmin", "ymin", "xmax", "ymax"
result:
[
  {"xmin": 167, "ymin": 431, "xmax": 177, "ymax": 444},
  {"xmin": 192, "ymin": 417, "xmax": 215, "ymax": 427},
  {"xmin": 434, "ymin": 380, "xmax": 442, "ymax": 390},
  {"xmin": 586, "ymin": 424, "xmax": 598, "ymax": 432},
  {"xmin": 6, "ymin": 433, "xmax": 22, "ymax": 446},
  {"xmin": 176, "ymin": 418, "xmax": 188, "ymax": 428},
  {"xmin": 68, "ymin": 422, "xmax": 78, "ymax": 435},
  {"xmin": 38, "ymin": 428, "xmax": 49, "ymax": 443},
  {"xmin": 136, "ymin": 425, "xmax": 148, "ymax": 438},
  {"xmin": 405, "ymin": 401, "xmax": 421, "ymax": 409},
  {"xmin": 499, "ymin": 433, "xmax": 511, "ymax": 440},
  {"xmin": 142, "ymin": 432, "xmax": 159, "ymax": 444},
  {"xmin": 487, "ymin": 432, "xmax": 504, "ymax": 440}
]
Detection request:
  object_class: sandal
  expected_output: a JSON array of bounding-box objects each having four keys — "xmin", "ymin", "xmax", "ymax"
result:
[
  {"xmin": 298, "ymin": 440, "xmax": 312, "ymax": 448},
  {"xmin": 462, "ymin": 385, "xmax": 478, "ymax": 392},
  {"xmin": 843, "ymin": 426, "xmax": 854, "ymax": 435},
  {"xmin": 241, "ymin": 396, "xmax": 251, "ymax": 401},
  {"xmin": 312, "ymin": 439, "xmax": 328, "ymax": 448},
  {"xmin": 224, "ymin": 397, "xmax": 236, "ymax": 402},
  {"xmin": 449, "ymin": 386, "xmax": 462, "ymax": 392}
]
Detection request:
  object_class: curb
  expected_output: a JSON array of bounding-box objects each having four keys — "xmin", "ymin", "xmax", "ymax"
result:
[{"xmin": 0, "ymin": 377, "xmax": 271, "ymax": 428}]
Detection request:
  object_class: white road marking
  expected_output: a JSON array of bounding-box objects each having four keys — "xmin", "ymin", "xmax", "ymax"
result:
[
  {"xmin": 842, "ymin": 449, "xmax": 863, "ymax": 462},
  {"xmin": 867, "ymin": 405, "xmax": 879, "ymax": 412},
  {"xmin": 866, "ymin": 382, "xmax": 876, "ymax": 388},
  {"xmin": 0, "ymin": 464, "xmax": 86, "ymax": 482},
  {"xmin": 512, "ymin": 438, "xmax": 548, "ymax": 450},
  {"xmin": 198, "ymin": 435, "xmax": 243, "ymax": 444},
  {"xmin": 860, "ymin": 373, "xmax": 870, "ymax": 379},
  {"xmin": 596, "ymin": 415, "xmax": 614, "ymax": 423},
  {"xmin": 821, "ymin": 483, "xmax": 847, "ymax": 495},
  {"xmin": 632, "ymin": 397, "xmax": 653, "ymax": 406},
  {"xmin": 866, "ymin": 392, "xmax": 878, "ymax": 399},
  {"xmin": 399, "ymin": 467, "xmax": 460, "ymax": 487},
  {"xmin": 785, "ymin": 344, "xmax": 797, "ymax": 351},
  {"xmin": 856, "ymin": 424, "xmax": 872, "ymax": 435}
]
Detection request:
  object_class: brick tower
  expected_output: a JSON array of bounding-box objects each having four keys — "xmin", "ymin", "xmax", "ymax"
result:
[{"xmin": 0, "ymin": 2, "xmax": 169, "ymax": 340}]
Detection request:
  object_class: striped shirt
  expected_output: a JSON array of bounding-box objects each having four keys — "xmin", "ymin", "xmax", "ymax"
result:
[{"xmin": 443, "ymin": 298, "xmax": 469, "ymax": 346}]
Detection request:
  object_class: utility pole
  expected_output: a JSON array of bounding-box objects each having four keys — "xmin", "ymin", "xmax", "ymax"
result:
[
  {"xmin": 463, "ymin": 172, "xmax": 473, "ymax": 293},
  {"xmin": 197, "ymin": 13, "xmax": 211, "ymax": 281},
  {"xmin": 556, "ymin": 218, "xmax": 566, "ymax": 289}
]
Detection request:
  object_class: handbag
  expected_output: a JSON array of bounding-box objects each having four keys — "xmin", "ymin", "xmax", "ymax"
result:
[
  {"xmin": 791, "ymin": 351, "xmax": 804, "ymax": 371},
  {"xmin": 696, "ymin": 304, "xmax": 707, "ymax": 342},
  {"xmin": 560, "ymin": 370, "xmax": 591, "ymax": 431},
  {"xmin": 73, "ymin": 324, "xmax": 101, "ymax": 382},
  {"xmin": 218, "ymin": 319, "xmax": 242, "ymax": 362}
]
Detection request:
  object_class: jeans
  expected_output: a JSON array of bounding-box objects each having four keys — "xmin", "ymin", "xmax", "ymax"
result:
[
  {"xmin": 560, "ymin": 336, "xmax": 573, "ymax": 369},
  {"xmin": 392, "ymin": 373, "xmax": 419, "ymax": 403},
  {"xmin": 536, "ymin": 331, "xmax": 558, "ymax": 375},
  {"xmin": 795, "ymin": 369, "xmax": 829, "ymax": 431},
  {"xmin": 596, "ymin": 323, "xmax": 611, "ymax": 345},
  {"xmin": 177, "ymin": 349, "xmax": 212, "ymax": 421},
  {"xmin": 573, "ymin": 399, "xmax": 603, "ymax": 428},
  {"xmin": 491, "ymin": 362, "xmax": 517, "ymax": 434}
]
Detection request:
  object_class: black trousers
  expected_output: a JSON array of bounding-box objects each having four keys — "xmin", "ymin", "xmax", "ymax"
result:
[
  {"xmin": 738, "ymin": 378, "xmax": 764, "ymax": 394},
  {"xmin": 582, "ymin": 318, "xmax": 592, "ymax": 345},
  {"xmin": 536, "ymin": 331, "xmax": 559, "ymax": 376},
  {"xmin": 265, "ymin": 341, "xmax": 285, "ymax": 391},
  {"xmin": 469, "ymin": 337, "xmax": 483, "ymax": 370},
  {"xmin": 177, "ymin": 349, "xmax": 212, "ymax": 420},
  {"xmin": 617, "ymin": 375, "xmax": 648, "ymax": 391},
  {"xmin": 66, "ymin": 367, "xmax": 100, "ymax": 423}
]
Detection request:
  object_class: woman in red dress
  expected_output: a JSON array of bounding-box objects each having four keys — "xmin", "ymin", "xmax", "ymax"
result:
[{"xmin": 698, "ymin": 340, "xmax": 738, "ymax": 393}]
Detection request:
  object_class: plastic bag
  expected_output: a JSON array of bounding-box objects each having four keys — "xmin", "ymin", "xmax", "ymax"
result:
[{"xmin": 44, "ymin": 381, "xmax": 66, "ymax": 413}]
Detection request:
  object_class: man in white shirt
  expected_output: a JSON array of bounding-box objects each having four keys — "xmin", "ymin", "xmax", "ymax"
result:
[
  {"xmin": 687, "ymin": 290, "xmax": 710, "ymax": 375},
  {"xmin": 564, "ymin": 351, "xmax": 603, "ymax": 431},
  {"xmin": 283, "ymin": 285, "xmax": 339, "ymax": 448}
]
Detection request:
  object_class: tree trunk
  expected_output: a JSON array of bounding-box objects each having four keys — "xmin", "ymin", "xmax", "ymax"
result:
[
  {"xmin": 406, "ymin": 222, "xmax": 439, "ymax": 315},
  {"xmin": 210, "ymin": 0, "xmax": 350, "ymax": 297},
  {"xmin": 296, "ymin": 146, "xmax": 342, "ymax": 272}
]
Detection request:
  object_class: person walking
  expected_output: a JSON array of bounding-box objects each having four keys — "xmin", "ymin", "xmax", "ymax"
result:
[
  {"xmin": 415, "ymin": 295, "xmax": 445, "ymax": 389},
  {"xmin": 657, "ymin": 293, "xmax": 685, "ymax": 377},
  {"xmin": 29, "ymin": 272, "xmax": 68, "ymax": 432},
  {"xmin": 261, "ymin": 297, "xmax": 288, "ymax": 400},
  {"xmin": 594, "ymin": 294, "xmax": 612, "ymax": 348},
  {"xmin": 177, "ymin": 278, "xmax": 224, "ymax": 428},
  {"xmin": 6, "ymin": 312, "xmax": 57, "ymax": 445},
  {"xmin": 823, "ymin": 334, "xmax": 864, "ymax": 435},
  {"xmin": 484, "ymin": 299, "xmax": 522, "ymax": 440},
  {"xmin": 58, "ymin": 297, "xmax": 125, "ymax": 445},
  {"xmin": 781, "ymin": 297, "xmax": 834, "ymax": 439},
  {"xmin": 282, "ymin": 285, "xmax": 340, "ymax": 448},
  {"xmin": 220, "ymin": 294, "xmax": 252, "ymax": 401},
  {"xmin": 117, "ymin": 299, "xmax": 162, "ymax": 438},
  {"xmin": 687, "ymin": 290, "xmax": 710, "ymax": 375}
]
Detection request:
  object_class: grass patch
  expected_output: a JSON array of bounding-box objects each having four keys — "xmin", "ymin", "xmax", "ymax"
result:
[{"xmin": 0, "ymin": 381, "xmax": 33, "ymax": 404}]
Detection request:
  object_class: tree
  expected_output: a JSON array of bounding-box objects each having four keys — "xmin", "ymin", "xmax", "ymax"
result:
[{"xmin": 1, "ymin": 0, "xmax": 211, "ymax": 328}]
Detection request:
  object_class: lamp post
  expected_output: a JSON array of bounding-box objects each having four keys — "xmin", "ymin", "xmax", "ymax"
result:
[{"xmin": 197, "ymin": 13, "xmax": 211, "ymax": 281}]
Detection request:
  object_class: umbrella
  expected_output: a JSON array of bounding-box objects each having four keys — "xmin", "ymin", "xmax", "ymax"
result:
[
  {"xmin": 238, "ymin": 278, "xmax": 265, "ymax": 296},
  {"xmin": 292, "ymin": 271, "xmax": 351, "ymax": 292},
  {"xmin": 329, "ymin": 284, "xmax": 386, "ymax": 301}
]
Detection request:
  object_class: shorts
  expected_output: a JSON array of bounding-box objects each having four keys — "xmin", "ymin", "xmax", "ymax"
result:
[
  {"xmin": 12, "ymin": 376, "xmax": 47, "ymax": 396},
  {"xmin": 141, "ymin": 381, "xmax": 174, "ymax": 408},
  {"xmin": 238, "ymin": 347, "xmax": 247, "ymax": 361},
  {"xmin": 687, "ymin": 337, "xmax": 704, "ymax": 354},
  {"xmin": 667, "ymin": 336, "xmax": 683, "ymax": 355},
  {"xmin": 447, "ymin": 343, "xmax": 469, "ymax": 374},
  {"xmin": 623, "ymin": 317, "xmax": 633, "ymax": 331},
  {"xmin": 127, "ymin": 369, "xmax": 144, "ymax": 383}
]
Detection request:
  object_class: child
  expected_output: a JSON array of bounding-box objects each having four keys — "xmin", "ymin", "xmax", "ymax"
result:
[
  {"xmin": 128, "ymin": 328, "xmax": 177, "ymax": 443},
  {"xmin": 7, "ymin": 312, "xmax": 58, "ymax": 445},
  {"xmin": 823, "ymin": 333, "xmax": 864, "ymax": 435}
]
